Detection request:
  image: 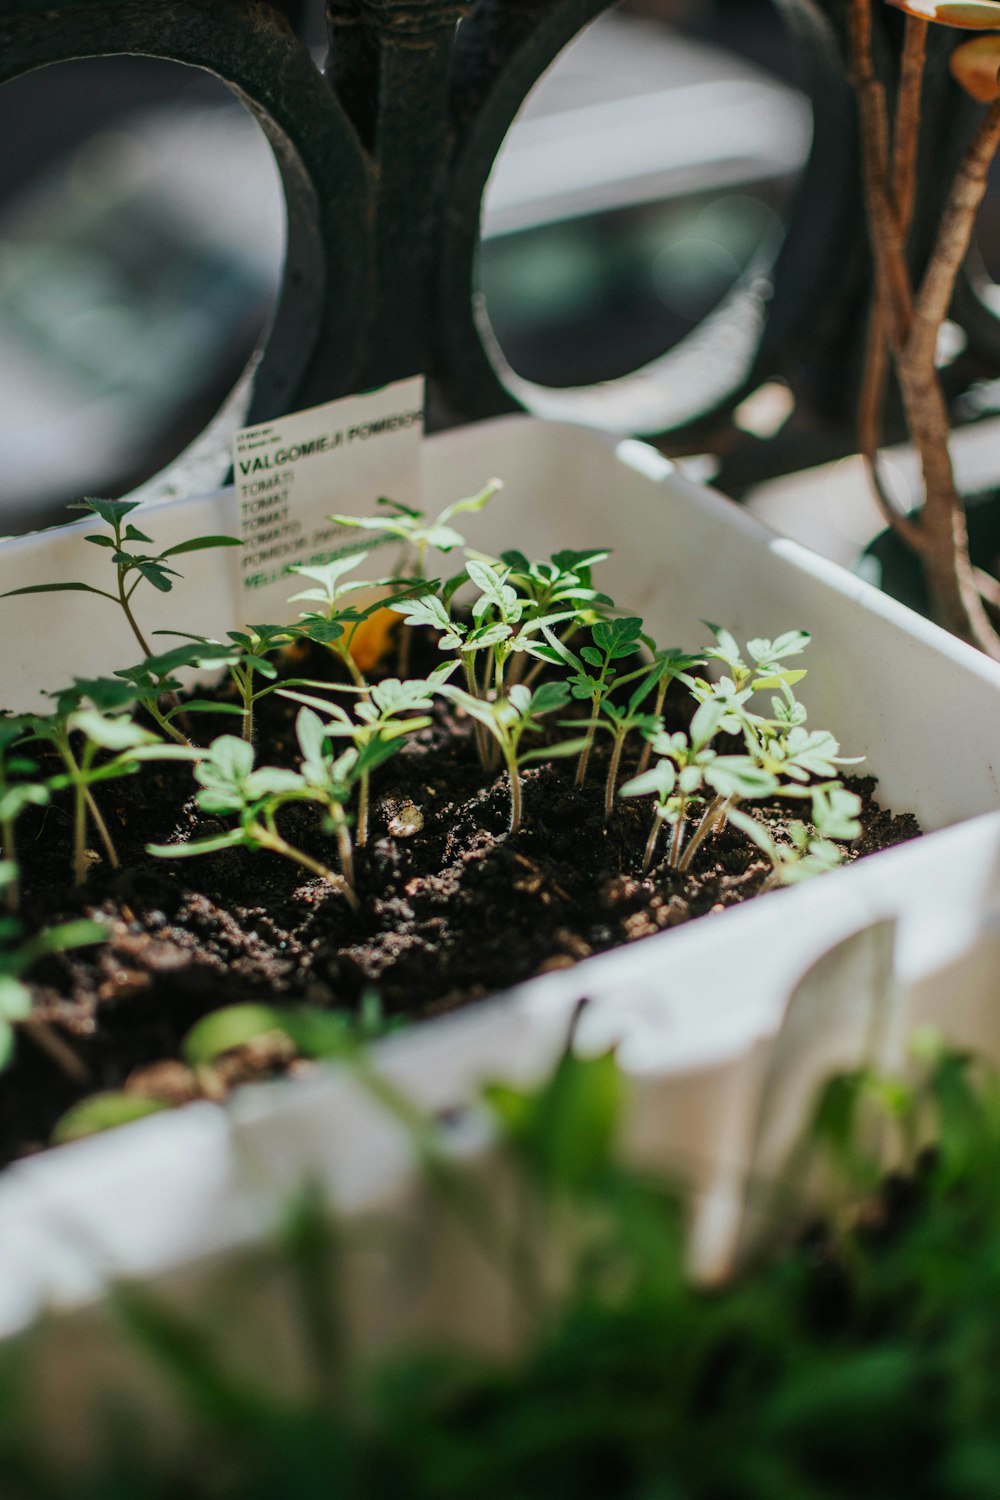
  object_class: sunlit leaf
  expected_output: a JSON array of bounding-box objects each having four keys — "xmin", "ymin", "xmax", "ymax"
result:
[{"xmin": 53, "ymin": 1093, "xmax": 170, "ymax": 1145}]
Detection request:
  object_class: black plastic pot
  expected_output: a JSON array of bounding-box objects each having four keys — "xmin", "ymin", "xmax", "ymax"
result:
[{"xmin": 859, "ymin": 490, "xmax": 1000, "ymax": 619}]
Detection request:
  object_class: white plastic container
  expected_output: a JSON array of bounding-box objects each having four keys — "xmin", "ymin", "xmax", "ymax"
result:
[{"xmin": 2, "ymin": 416, "xmax": 1000, "ymax": 1459}]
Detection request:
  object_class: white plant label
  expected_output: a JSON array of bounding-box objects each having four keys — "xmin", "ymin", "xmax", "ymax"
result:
[{"xmin": 232, "ymin": 376, "xmax": 424, "ymax": 619}]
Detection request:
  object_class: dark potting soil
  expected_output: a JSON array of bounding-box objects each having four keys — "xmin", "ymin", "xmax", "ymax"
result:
[{"xmin": 0, "ymin": 645, "xmax": 920, "ymax": 1164}]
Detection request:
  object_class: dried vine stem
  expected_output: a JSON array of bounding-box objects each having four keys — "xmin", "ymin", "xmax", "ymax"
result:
[
  {"xmin": 858, "ymin": 14, "xmax": 927, "ymax": 548},
  {"xmin": 849, "ymin": 0, "xmax": 914, "ymax": 340},
  {"xmin": 848, "ymin": 0, "xmax": 1000, "ymax": 657},
  {"xmin": 907, "ymin": 98, "xmax": 1000, "ymax": 372},
  {"xmin": 895, "ymin": 12, "xmax": 928, "ymax": 232},
  {"xmin": 858, "ymin": 310, "xmax": 923, "ymax": 547}
]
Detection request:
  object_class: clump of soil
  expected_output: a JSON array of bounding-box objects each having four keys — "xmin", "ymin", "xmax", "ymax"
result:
[{"xmin": 0, "ymin": 645, "xmax": 919, "ymax": 1163}]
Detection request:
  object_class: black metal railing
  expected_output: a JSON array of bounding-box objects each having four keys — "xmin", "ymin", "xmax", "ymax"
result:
[{"xmin": 1, "ymin": 0, "xmax": 997, "ymax": 498}]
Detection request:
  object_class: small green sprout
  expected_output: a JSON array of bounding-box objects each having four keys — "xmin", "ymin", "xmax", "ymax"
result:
[
  {"xmin": 0, "ymin": 718, "xmax": 48, "ymax": 909},
  {"xmin": 465, "ymin": 560, "xmax": 526, "ymax": 699},
  {"xmin": 218, "ymin": 625, "xmax": 320, "ymax": 745},
  {"xmin": 3, "ymin": 497, "xmax": 240, "ymax": 660},
  {"xmin": 52, "ymin": 1093, "xmax": 170, "ymax": 1144},
  {"xmin": 752, "ymin": 724, "xmax": 865, "ymax": 785},
  {"xmin": 391, "ymin": 564, "xmax": 572, "ymax": 770},
  {"xmin": 288, "ymin": 555, "xmax": 425, "ymax": 692},
  {"xmin": 497, "ymin": 547, "xmax": 612, "ymax": 620},
  {"xmin": 280, "ymin": 670, "xmax": 448, "ymax": 844},
  {"xmin": 388, "ymin": 588, "xmax": 504, "ymax": 771},
  {"xmin": 460, "ymin": 559, "xmax": 577, "ymax": 713},
  {"xmin": 0, "ymin": 860, "xmax": 104, "ymax": 1071},
  {"xmin": 529, "ymin": 616, "xmax": 645, "ymax": 785},
  {"xmin": 574, "ymin": 695, "xmax": 663, "ymax": 823},
  {"xmin": 728, "ymin": 784, "xmax": 861, "ymax": 887},
  {"xmin": 485, "ymin": 1037, "xmax": 622, "ymax": 1194},
  {"xmin": 620, "ymin": 756, "xmax": 686, "ymax": 875},
  {"xmin": 182, "ymin": 990, "xmax": 395, "ymax": 1070},
  {"xmin": 685, "ymin": 626, "xmax": 864, "ymax": 826},
  {"xmin": 494, "ymin": 548, "xmax": 614, "ymax": 686},
  {"xmin": 808, "ymin": 783, "xmax": 864, "ymax": 841},
  {"xmin": 621, "ymin": 640, "xmax": 865, "ymax": 880},
  {"xmin": 702, "ymin": 624, "xmax": 811, "ymax": 700},
  {"xmin": 390, "ymin": 587, "xmax": 511, "ymax": 700},
  {"xmin": 437, "ymin": 549, "xmax": 611, "ymax": 702},
  {"xmin": 28, "ymin": 690, "xmax": 182, "ymax": 886},
  {"xmin": 148, "ymin": 718, "xmax": 362, "ymax": 909},
  {"xmin": 439, "ymin": 680, "xmax": 583, "ymax": 834},
  {"xmin": 727, "ymin": 810, "xmax": 848, "ymax": 887},
  {"xmin": 293, "ymin": 710, "xmax": 367, "ymax": 899},
  {"xmin": 113, "ymin": 642, "xmax": 239, "ymax": 747},
  {"xmin": 617, "ymin": 648, "xmax": 706, "ymax": 776},
  {"xmin": 51, "ymin": 994, "xmax": 398, "ymax": 1142},
  {"xmin": 328, "ymin": 479, "xmax": 502, "ymax": 579},
  {"xmin": 323, "ymin": 483, "xmax": 500, "ymax": 678},
  {"xmin": 620, "ymin": 700, "xmax": 781, "ymax": 873},
  {"xmin": 157, "ymin": 625, "xmax": 333, "ymax": 745}
]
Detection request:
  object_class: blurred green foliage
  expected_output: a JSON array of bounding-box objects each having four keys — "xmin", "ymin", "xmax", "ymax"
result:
[{"xmin": 6, "ymin": 1042, "xmax": 1000, "ymax": 1498}]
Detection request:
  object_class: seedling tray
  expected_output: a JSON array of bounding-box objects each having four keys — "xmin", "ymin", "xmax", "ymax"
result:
[{"xmin": 2, "ymin": 416, "xmax": 1000, "ymax": 1456}]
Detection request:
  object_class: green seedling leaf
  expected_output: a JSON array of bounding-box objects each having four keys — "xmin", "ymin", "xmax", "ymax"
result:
[
  {"xmin": 69, "ymin": 497, "xmax": 142, "ymax": 526},
  {"xmin": 487, "ymin": 1047, "xmax": 623, "ymax": 1192},
  {"xmin": 437, "ymin": 478, "xmax": 503, "ymax": 527},
  {"xmin": 521, "ymin": 736, "xmax": 591, "ymax": 765},
  {"xmin": 3, "ymin": 581, "xmax": 112, "ymax": 599},
  {"xmin": 689, "ymin": 698, "xmax": 726, "ymax": 751},
  {"xmin": 184, "ymin": 1004, "xmax": 300, "ymax": 1066},
  {"xmin": 528, "ymin": 679, "xmax": 571, "ymax": 716},
  {"xmin": 779, "ymin": 727, "xmax": 864, "ymax": 781},
  {"xmin": 811, "ymin": 784, "xmax": 863, "ymax": 841},
  {"xmin": 592, "ymin": 616, "xmax": 644, "ymax": 659},
  {"xmin": 288, "ymin": 554, "xmax": 365, "ymax": 598},
  {"xmin": 53, "ymin": 1093, "xmax": 170, "ymax": 1145},
  {"xmin": 184, "ymin": 1001, "xmax": 384, "ymax": 1068},
  {"xmin": 178, "ymin": 700, "xmax": 246, "ymax": 718},
  {"xmin": 69, "ymin": 712, "xmax": 159, "ymax": 753},
  {"xmin": 810, "ymin": 1070, "xmax": 867, "ymax": 1170},
  {"xmin": 8, "ymin": 501, "xmax": 247, "ymax": 668},
  {"xmin": 747, "ymin": 630, "xmax": 810, "ymax": 663},
  {"xmin": 137, "ymin": 563, "xmax": 176, "ymax": 593},
  {"xmin": 302, "ymin": 618, "xmax": 346, "ymax": 645},
  {"xmin": 752, "ymin": 669, "xmax": 808, "ymax": 692},
  {"xmin": 706, "ymin": 757, "xmax": 781, "ymax": 800},
  {"xmin": 704, "ymin": 621, "xmax": 741, "ymax": 662},
  {"xmin": 551, "ymin": 547, "xmax": 611, "ymax": 572},
  {"xmin": 727, "ymin": 805, "xmax": 778, "ymax": 858},
  {"xmin": 419, "ymin": 524, "xmax": 465, "ymax": 552},
  {"xmin": 620, "ymin": 763, "xmax": 678, "ymax": 800},
  {"xmin": 0, "ymin": 783, "xmax": 48, "ymax": 823},
  {"xmin": 390, "ymin": 594, "xmax": 452, "ymax": 634},
  {"xmin": 201, "ymin": 735, "xmax": 255, "ymax": 785},
  {"xmin": 22, "ymin": 918, "xmax": 107, "ymax": 963},
  {"xmin": 160, "ymin": 536, "xmax": 242, "ymax": 559},
  {"xmin": 244, "ymin": 767, "xmax": 305, "ymax": 799},
  {"xmin": 295, "ymin": 706, "xmax": 329, "ymax": 769},
  {"xmin": 148, "ymin": 829, "xmax": 249, "ymax": 859},
  {"xmin": 330, "ymin": 481, "xmax": 501, "ymax": 574},
  {"xmin": 0, "ymin": 974, "xmax": 31, "ymax": 1023}
]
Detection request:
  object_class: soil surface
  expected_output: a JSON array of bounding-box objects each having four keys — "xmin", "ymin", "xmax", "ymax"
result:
[{"xmin": 0, "ymin": 644, "xmax": 920, "ymax": 1164}]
